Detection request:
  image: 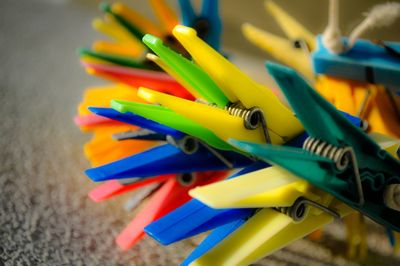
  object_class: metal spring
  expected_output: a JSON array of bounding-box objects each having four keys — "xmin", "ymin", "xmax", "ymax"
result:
[
  {"xmin": 225, "ymin": 103, "xmax": 272, "ymax": 143},
  {"xmin": 275, "ymin": 197, "xmax": 340, "ymax": 223},
  {"xmin": 303, "ymin": 137, "xmax": 350, "ymax": 171},
  {"xmin": 303, "ymin": 137, "xmax": 365, "ymax": 205}
]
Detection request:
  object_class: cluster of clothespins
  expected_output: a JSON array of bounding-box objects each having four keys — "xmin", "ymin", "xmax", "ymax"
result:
[{"xmin": 75, "ymin": 0, "xmax": 400, "ymax": 265}]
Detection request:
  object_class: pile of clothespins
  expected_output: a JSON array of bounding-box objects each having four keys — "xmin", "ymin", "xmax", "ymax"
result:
[{"xmin": 74, "ymin": 0, "xmax": 400, "ymax": 265}]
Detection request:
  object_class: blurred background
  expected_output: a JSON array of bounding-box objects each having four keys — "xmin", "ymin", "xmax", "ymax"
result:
[{"xmin": 1, "ymin": 0, "xmax": 400, "ymax": 265}]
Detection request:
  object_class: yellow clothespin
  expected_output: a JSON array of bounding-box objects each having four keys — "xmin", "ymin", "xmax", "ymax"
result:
[
  {"xmin": 242, "ymin": 0, "xmax": 316, "ymax": 81},
  {"xmin": 189, "ymin": 166, "xmax": 351, "ymax": 266},
  {"xmin": 77, "ymin": 84, "xmax": 141, "ymax": 117},
  {"xmin": 189, "ymin": 166, "xmax": 314, "ymax": 209}
]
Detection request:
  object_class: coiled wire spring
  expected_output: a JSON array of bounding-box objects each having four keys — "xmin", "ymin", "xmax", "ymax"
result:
[
  {"xmin": 275, "ymin": 197, "xmax": 340, "ymax": 222},
  {"xmin": 303, "ymin": 137, "xmax": 365, "ymax": 205},
  {"xmin": 225, "ymin": 102, "xmax": 272, "ymax": 143}
]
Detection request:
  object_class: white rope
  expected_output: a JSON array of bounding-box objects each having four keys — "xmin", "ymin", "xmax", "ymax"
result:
[{"xmin": 348, "ymin": 2, "xmax": 400, "ymax": 48}]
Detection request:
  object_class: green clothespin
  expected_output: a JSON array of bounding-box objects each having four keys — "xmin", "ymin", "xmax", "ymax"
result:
[
  {"xmin": 142, "ymin": 34, "xmax": 229, "ymax": 108},
  {"xmin": 79, "ymin": 48, "xmax": 154, "ymax": 70},
  {"xmin": 111, "ymin": 99, "xmax": 233, "ymax": 151},
  {"xmin": 231, "ymin": 62, "xmax": 400, "ymax": 232}
]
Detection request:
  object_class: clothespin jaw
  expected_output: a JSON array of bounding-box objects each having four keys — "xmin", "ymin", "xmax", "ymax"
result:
[
  {"xmin": 116, "ymin": 171, "xmax": 228, "ymax": 250},
  {"xmin": 241, "ymin": 0, "xmax": 316, "ymax": 81},
  {"xmin": 142, "ymin": 34, "xmax": 228, "ymax": 107},
  {"xmin": 313, "ymin": 35, "xmax": 400, "ymax": 88},
  {"xmin": 242, "ymin": 23, "xmax": 314, "ymax": 81},
  {"xmin": 177, "ymin": 0, "xmax": 222, "ymax": 50},
  {"xmin": 264, "ymin": 0, "xmax": 316, "ymax": 50},
  {"xmin": 232, "ymin": 62, "xmax": 400, "ymax": 232}
]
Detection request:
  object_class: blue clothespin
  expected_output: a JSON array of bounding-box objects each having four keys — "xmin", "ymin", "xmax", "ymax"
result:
[
  {"xmin": 178, "ymin": 0, "xmax": 222, "ymax": 50},
  {"xmin": 89, "ymin": 107, "xmax": 184, "ymax": 139},
  {"xmin": 313, "ymin": 35, "xmax": 400, "ymax": 89},
  {"xmin": 232, "ymin": 62, "xmax": 400, "ymax": 232},
  {"xmin": 85, "ymin": 141, "xmax": 253, "ymax": 182}
]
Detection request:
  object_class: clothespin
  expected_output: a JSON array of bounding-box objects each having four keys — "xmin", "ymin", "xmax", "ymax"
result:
[
  {"xmin": 81, "ymin": 62, "xmax": 194, "ymax": 100},
  {"xmin": 189, "ymin": 199, "xmax": 351, "ymax": 266},
  {"xmin": 111, "ymin": 100, "xmax": 232, "ymax": 151},
  {"xmin": 188, "ymin": 164, "xmax": 351, "ymax": 265},
  {"xmin": 116, "ymin": 171, "xmax": 227, "ymax": 250},
  {"xmin": 313, "ymin": 36, "xmax": 400, "ymax": 89},
  {"xmin": 177, "ymin": 0, "xmax": 222, "ymax": 50},
  {"xmin": 242, "ymin": 0, "xmax": 315, "ymax": 81},
  {"xmin": 88, "ymin": 175, "xmax": 173, "ymax": 202},
  {"xmin": 231, "ymin": 62, "xmax": 400, "ymax": 232},
  {"xmin": 85, "ymin": 138, "xmax": 252, "ymax": 182},
  {"xmin": 89, "ymin": 107, "xmax": 185, "ymax": 139},
  {"xmin": 75, "ymin": 84, "xmax": 144, "ymax": 130}
]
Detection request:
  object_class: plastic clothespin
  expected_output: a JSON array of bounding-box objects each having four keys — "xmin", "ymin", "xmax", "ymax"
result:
[
  {"xmin": 313, "ymin": 36, "xmax": 400, "ymax": 89},
  {"xmin": 116, "ymin": 171, "xmax": 228, "ymax": 250},
  {"xmin": 89, "ymin": 107, "xmax": 185, "ymax": 139},
  {"xmin": 85, "ymin": 138, "xmax": 253, "ymax": 182},
  {"xmin": 81, "ymin": 61, "xmax": 194, "ymax": 100},
  {"xmin": 177, "ymin": 0, "xmax": 222, "ymax": 50},
  {"xmin": 144, "ymin": 161, "xmax": 267, "ymax": 246},
  {"xmin": 264, "ymin": 0, "xmax": 315, "ymax": 50},
  {"xmin": 88, "ymin": 174, "xmax": 173, "ymax": 202},
  {"xmin": 188, "ymin": 164, "xmax": 352, "ymax": 266},
  {"xmin": 232, "ymin": 62, "xmax": 400, "ymax": 232},
  {"xmin": 142, "ymin": 34, "xmax": 228, "ymax": 107},
  {"xmin": 77, "ymin": 84, "xmax": 143, "ymax": 117},
  {"xmin": 111, "ymin": 100, "xmax": 232, "ymax": 151},
  {"xmin": 79, "ymin": 48, "xmax": 155, "ymax": 70},
  {"xmin": 189, "ymin": 200, "xmax": 352, "ymax": 266},
  {"xmin": 242, "ymin": 0, "xmax": 315, "ymax": 80},
  {"xmin": 189, "ymin": 165, "xmax": 314, "ymax": 209}
]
